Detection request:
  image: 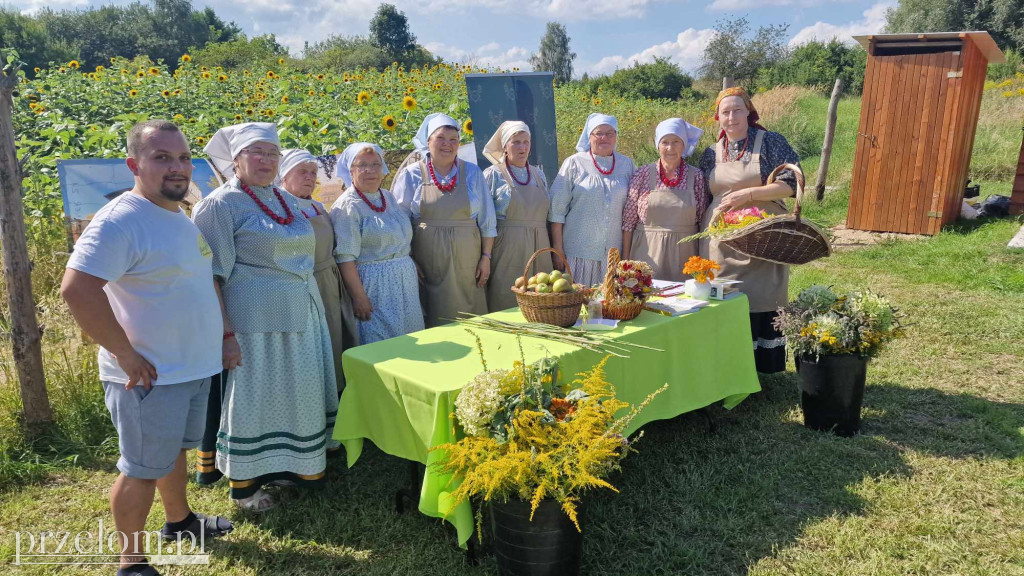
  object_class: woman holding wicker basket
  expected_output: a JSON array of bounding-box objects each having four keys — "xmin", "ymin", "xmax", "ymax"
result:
[{"xmin": 699, "ymin": 87, "xmax": 801, "ymax": 373}]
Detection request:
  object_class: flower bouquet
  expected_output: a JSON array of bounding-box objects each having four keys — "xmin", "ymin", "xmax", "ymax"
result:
[
  {"xmin": 679, "ymin": 207, "xmax": 774, "ymax": 243},
  {"xmin": 601, "ymin": 248, "xmax": 653, "ymax": 320},
  {"xmin": 434, "ymin": 343, "xmax": 664, "ymax": 551},
  {"xmin": 774, "ymin": 285, "xmax": 905, "ymax": 436}
]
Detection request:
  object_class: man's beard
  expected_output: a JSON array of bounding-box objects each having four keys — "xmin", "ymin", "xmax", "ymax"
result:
[{"xmin": 160, "ymin": 178, "xmax": 189, "ymax": 202}]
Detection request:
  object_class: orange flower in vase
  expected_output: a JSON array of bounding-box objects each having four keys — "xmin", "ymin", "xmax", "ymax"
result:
[{"xmin": 683, "ymin": 256, "xmax": 720, "ymax": 284}]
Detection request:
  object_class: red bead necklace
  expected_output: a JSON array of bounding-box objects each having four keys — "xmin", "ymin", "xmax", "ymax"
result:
[
  {"xmin": 355, "ymin": 187, "xmax": 387, "ymax": 213},
  {"xmin": 721, "ymin": 133, "xmax": 750, "ymax": 163},
  {"xmin": 505, "ymin": 157, "xmax": 531, "ymax": 186},
  {"xmin": 591, "ymin": 151, "xmax": 615, "ymax": 175},
  {"xmin": 240, "ymin": 181, "xmax": 294, "ymax": 225},
  {"xmin": 299, "ymin": 199, "xmax": 321, "ymax": 219},
  {"xmin": 427, "ymin": 157, "xmax": 458, "ymax": 193},
  {"xmin": 658, "ymin": 159, "xmax": 685, "ymax": 188}
]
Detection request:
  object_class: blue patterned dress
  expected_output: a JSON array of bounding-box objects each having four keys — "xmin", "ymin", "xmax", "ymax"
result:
[
  {"xmin": 330, "ymin": 188, "xmax": 424, "ymax": 344},
  {"xmin": 191, "ymin": 178, "xmax": 339, "ymax": 498}
]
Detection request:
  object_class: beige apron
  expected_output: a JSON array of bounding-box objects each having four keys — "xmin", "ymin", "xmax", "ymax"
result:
[
  {"xmin": 703, "ymin": 131, "xmax": 789, "ymax": 313},
  {"xmin": 308, "ymin": 208, "xmax": 358, "ymax": 392},
  {"xmin": 487, "ymin": 164, "xmax": 552, "ymax": 312},
  {"xmin": 631, "ymin": 162, "xmax": 699, "ymax": 282},
  {"xmin": 411, "ymin": 161, "xmax": 487, "ymax": 327}
]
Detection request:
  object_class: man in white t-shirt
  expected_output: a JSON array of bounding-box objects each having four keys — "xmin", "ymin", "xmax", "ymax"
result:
[{"xmin": 61, "ymin": 120, "xmax": 241, "ymax": 576}]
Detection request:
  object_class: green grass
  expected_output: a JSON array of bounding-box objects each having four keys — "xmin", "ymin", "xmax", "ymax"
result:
[{"xmin": 1, "ymin": 88, "xmax": 1022, "ymax": 575}]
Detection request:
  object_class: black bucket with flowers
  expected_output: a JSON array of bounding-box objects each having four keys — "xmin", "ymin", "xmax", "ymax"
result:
[
  {"xmin": 775, "ymin": 286, "xmax": 905, "ymax": 436},
  {"xmin": 432, "ymin": 340, "xmax": 664, "ymax": 576}
]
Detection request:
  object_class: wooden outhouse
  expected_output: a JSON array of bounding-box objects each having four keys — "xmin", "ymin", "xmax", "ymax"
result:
[
  {"xmin": 1011, "ymin": 133, "xmax": 1024, "ymax": 216},
  {"xmin": 847, "ymin": 32, "xmax": 1005, "ymax": 235}
]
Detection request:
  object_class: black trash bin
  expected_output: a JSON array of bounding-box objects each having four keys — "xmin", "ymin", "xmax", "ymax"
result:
[{"xmin": 490, "ymin": 498, "xmax": 582, "ymax": 576}]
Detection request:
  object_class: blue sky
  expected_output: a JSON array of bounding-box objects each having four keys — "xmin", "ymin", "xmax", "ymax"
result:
[{"xmin": 11, "ymin": 0, "xmax": 893, "ymax": 75}]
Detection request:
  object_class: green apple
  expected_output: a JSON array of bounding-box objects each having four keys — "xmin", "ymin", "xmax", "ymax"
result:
[
  {"xmin": 528, "ymin": 275, "xmax": 538, "ymax": 286},
  {"xmin": 536, "ymin": 272, "xmax": 551, "ymax": 286},
  {"xmin": 552, "ymin": 278, "xmax": 571, "ymax": 293},
  {"xmin": 562, "ymin": 272, "xmax": 573, "ymax": 284},
  {"xmin": 550, "ymin": 270, "xmax": 563, "ymax": 282},
  {"xmin": 536, "ymin": 283, "xmax": 551, "ymax": 293}
]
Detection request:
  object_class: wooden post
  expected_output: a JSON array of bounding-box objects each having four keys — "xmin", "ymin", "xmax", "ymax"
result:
[
  {"xmin": 0, "ymin": 62, "xmax": 52, "ymax": 428},
  {"xmin": 815, "ymin": 78, "xmax": 844, "ymax": 201},
  {"xmin": 722, "ymin": 77, "xmax": 736, "ymax": 90}
]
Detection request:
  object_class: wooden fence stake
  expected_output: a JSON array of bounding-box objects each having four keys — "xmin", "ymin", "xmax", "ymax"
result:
[
  {"xmin": 815, "ymin": 78, "xmax": 844, "ymax": 201},
  {"xmin": 722, "ymin": 77, "xmax": 736, "ymax": 90},
  {"xmin": 0, "ymin": 62, "xmax": 53, "ymax": 429}
]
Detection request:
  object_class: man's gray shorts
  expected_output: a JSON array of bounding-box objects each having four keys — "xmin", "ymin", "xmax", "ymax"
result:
[{"xmin": 102, "ymin": 377, "xmax": 211, "ymax": 480}]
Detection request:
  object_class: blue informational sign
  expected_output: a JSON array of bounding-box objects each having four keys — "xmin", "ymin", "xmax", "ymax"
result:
[
  {"xmin": 56, "ymin": 158, "xmax": 222, "ymax": 221},
  {"xmin": 464, "ymin": 72, "xmax": 559, "ymax": 186}
]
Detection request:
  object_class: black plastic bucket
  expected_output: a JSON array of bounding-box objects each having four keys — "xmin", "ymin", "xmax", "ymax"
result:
[
  {"xmin": 797, "ymin": 353, "xmax": 868, "ymax": 437},
  {"xmin": 489, "ymin": 498, "xmax": 582, "ymax": 576}
]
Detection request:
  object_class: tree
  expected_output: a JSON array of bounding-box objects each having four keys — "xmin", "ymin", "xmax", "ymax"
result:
[
  {"xmin": 601, "ymin": 58, "xmax": 694, "ymax": 100},
  {"xmin": 0, "ymin": 8, "xmax": 77, "ymax": 74},
  {"xmin": 885, "ymin": 0, "xmax": 1024, "ymax": 53},
  {"xmin": 757, "ymin": 40, "xmax": 868, "ymax": 94},
  {"xmin": 370, "ymin": 4, "xmax": 417, "ymax": 59},
  {"xmin": 700, "ymin": 17, "xmax": 789, "ymax": 85},
  {"xmin": 531, "ymin": 22, "xmax": 576, "ymax": 84},
  {"xmin": 190, "ymin": 34, "xmax": 288, "ymax": 69},
  {"xmin": 303, "ymin": 34, "xmax": 437, "ymax": 73}
]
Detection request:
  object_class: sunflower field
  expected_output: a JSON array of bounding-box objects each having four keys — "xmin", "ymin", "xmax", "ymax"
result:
[{"xmin": 12, "ymin": 54, "xmax": 699, "ymax": 239}]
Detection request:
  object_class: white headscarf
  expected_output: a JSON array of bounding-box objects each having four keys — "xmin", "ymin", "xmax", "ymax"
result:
[
  {"xmin": 203, "ymin": 122, "xmax": 279, "ymax": 178},
  {"xmin": 482, "ymin": 120, "xmax": 530, "ymax": 165},
  {"xmin": 655, "ymin": 118, "xmax": 704, "ymax": 158},
  {"xmin": 335, "ymin": 142, "xmax": 389, "ymax": 189},
  {"xmin": 412, "ymin": 113, "xmax": 460, "ymax": 154},
  {"xmin": 277, "ymin": 149, "xmax": 317, "ymax": 183},
  {"xmin": 575, "ymin": 113, "xmax": 618, "ymax": 153}
]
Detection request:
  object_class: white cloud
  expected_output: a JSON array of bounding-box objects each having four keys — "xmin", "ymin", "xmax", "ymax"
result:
[
  {"xmin": 417, "ymin": 0, "xmax": 663, "ymax": 20},
  {"xmin": 789, "ymin": 0, "xmax": 894, "ymax": 45},
  {"xmin": 425, "ymin": 41, "xmax": 532, "ymax": 70},
  {"xmin": 586, "ymin": 28, "xmax": 717, "ymax": 76},
  {"xmin": 19, "ymin": 0, "xmax": 88, "ymax": 15}
]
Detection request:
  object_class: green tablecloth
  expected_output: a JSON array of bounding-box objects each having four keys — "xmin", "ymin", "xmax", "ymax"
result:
[{"xmin": 333, "ymin": 296, "xmax": 761, "ymax": 545}]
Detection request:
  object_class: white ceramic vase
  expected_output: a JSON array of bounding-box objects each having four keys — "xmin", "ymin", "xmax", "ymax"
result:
[{"xmin": 685, "ymin": 279, "xmax": 712, "ymax": 300}]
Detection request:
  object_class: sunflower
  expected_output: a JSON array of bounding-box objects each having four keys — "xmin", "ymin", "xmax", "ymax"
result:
[
  {"xmin": 307, "ymin": 89, "xmax": 315, "ymax": 96},
  {"xmin": 68, "ymin": 60, "xmax": 80, "ymax": 69},
  {"xmin": 311, "ymin": 119, "xmax": 319, "ymax": 127},
  {"xmin": 202, "ymin": 71, "xmax": 211, "ymax": 79},
  {"xmin": 245, "ymin": 108, "xmax": 254, "ymax": 115},
  {"xmin": 28, "ymin": 102, "xmax": 38, "ymax": 110},
  {"xmin": 95, "ymin": 65, "xmax": 105, "ymax": 73},
  {"xmin": 402, "ymin": 96, "xmax": 417, "ymax": 111},
  {"xmin": 34, "ymin": 67, "xmax": 41, "ymax": 73},
  {"xmin": 433, "ymin": 82, "xmax": 443, "ymax": 90},
  {"xmin": 319, "ymin": 127, "xmax": 328, "ymax": 135},
  {"xmin": 316, "ymin": 73, "xmax": 325, "ymax": 80},
  {"xmin": 462, "ymin": 119, "xmax": 473, "ymax": 136},
  {"xmin": 356, "ymin": 91, "xmax": 371, "ymax": 104},
  {"xmin": 281, "ymin": 95, "xmax": 289, "ymax": 103},
  {"xmin": 136, "ymin": 70, "xmax": 145, "ymax": 78},
  {"xmin": 34, "ymin": 106, "xmax": 45, "ymax": 114},
  {"xmin": 381, "ymin": 115, "xmax": 397, "ymax": 131},
  {"xmin": 189, "ymin": 117, "xmax": 196, "ymax": 123},
  {"xmin": 148, "ymin": 67, "xmax": 160, "ymax": 76},
  {"xmin": 278, "ymin": 57, "xmax": 285, "ymax": 65},
  {"xmin": 161, "ymin": 90, "xmax": 171, "ymax": 97},
  {"xmin": 196, "ymin": 137, "xmax": 206, "ymax": 145},
  {"xmin": 234, "ymin": 114, "xmax": 243, "ymax": 121},
  {"xmin": 173, "ymin": 114, "xmax": 184, "ymax": 121},
  {"xmin": 406, "ymin": 86, "xmax": 416, "ymax": 95},
  {"xmin": 218, "ymin": 74, "xmax": 228, "ymax": 82},
  {"xmin": 266, "ymin": 70, "xmax": 275, "ymax": 79},
  {"xmin": 181, "ymin": 54, "xmax": 192, "ymax": 62},
  {"xmin": 173, "ymin": 89, "xmax": 181, "ymax": 96},
  {"xmin": 243, "ymin": 69, "xmax": 251, "ymax": 76},
  {"xmin": 120, "ymin": 69, "xmax": 128, "ymax": 75},
  {"xmin": 128, "ymin": 89, "xmax": 138, "ymax": 98},
  {"xmin": 201, "ymin": 66, "xmax": 209, "ymax": 72},
  {"xmin": 263, "ymin": 108, "xmax": 275, "ymax": 117}
]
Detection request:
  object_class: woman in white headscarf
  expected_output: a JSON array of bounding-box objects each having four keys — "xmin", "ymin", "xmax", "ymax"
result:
[
  {"xmin": 622, "ymin": 118, "xmax": 707, "ymax": 282},
  {"xmin": 391, "ymin": 113, "xmax": 497, "ymax": 327},
  {"xmin": 482, "ymin": 120, "xmax": 551, "ymax": 312},
  {"xmin": 191, "ymin": 123, "xmax": 338, "ymax": 512},
  {"xmin": 548, "ymin": 113, "xmax": 636, "ymax": 286},
  {"xmin": 278, "ymin": 149, "xmax": 358, "ymax": 393},
  {"xmin": 330, "ymin": 142, "xmax": 424, "ymax": 344}
]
